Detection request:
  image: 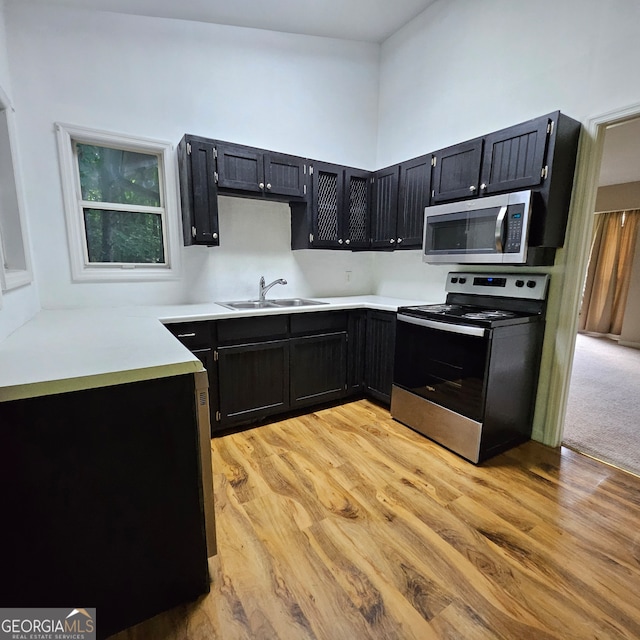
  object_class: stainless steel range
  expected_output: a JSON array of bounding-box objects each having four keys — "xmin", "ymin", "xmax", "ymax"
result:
[{"xmin": 391, "ymin": 272, "xmax": 549, "ymax": 463}]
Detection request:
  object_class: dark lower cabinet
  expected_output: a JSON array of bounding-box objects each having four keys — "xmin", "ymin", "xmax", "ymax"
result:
[
  {"xmin": 364, "ymin": 310, "xmax": 397, "ymax": 404},
  {"xmin": 347, "ymin": 310, "xmax": 367, "ymax": 394},
  {"xmin": 290, "ymin": 332, "xmax": 347, "ymax": 408},
  {"xmin": 217, "ymin": 339, "xmax": 290, "ymax": 426},
  {"xmin": 164, "ymin": 321, "xmax": 220, "ymax": 436},
  {"xmin": 216, "ymin": 141, "xmax": 308, "ymax": 199},
  {"xmin": 0, "ymin": 374, "xmax": 210, "ymax": 639},
  {"xmin": 166, "ymin": 309, "xmax": 399, "ymax": 433}
]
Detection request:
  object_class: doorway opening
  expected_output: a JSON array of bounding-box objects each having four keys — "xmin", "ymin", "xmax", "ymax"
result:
[{"xmin": 562, "ymin": 115, "xmax": 640, "ymax": 476}]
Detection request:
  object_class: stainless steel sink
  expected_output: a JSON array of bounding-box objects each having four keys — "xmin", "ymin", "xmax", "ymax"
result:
[
  {"xmin": 217, "ymin": 300, "xmax": 277, "ymax": 310},
  {"xmin": 217, "ymin": 298, "xmax": 327, "ymax": 310},
  {"xmin": 269, "ymin": 298, "xmax": 328, "ymax": 307}
]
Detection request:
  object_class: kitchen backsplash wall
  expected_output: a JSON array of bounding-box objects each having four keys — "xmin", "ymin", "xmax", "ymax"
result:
[{"xmin": 183, "ymin": 197, "xmax": 375, "ymax": 303}]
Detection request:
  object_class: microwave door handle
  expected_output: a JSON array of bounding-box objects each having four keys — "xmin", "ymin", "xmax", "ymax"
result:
[{"xmin": 495, "ymin": 206, "xmax": 508, "ymax": 252}]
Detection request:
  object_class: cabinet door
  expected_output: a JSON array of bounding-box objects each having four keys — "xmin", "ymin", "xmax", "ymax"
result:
[
  {"xmin": 347, "ymin": 310, "xmax": 366, "ymax": 394},
  {"xmin": 431, "ymin": 139, "xmax": 483, "ymax": 203},
  {"xmin": 344, "ymin": 168, "xmax": 371, "ymax": 249},
  {"xmin": 364, "ymin": 311, "xmax": 396, "ymax": 404},
  {"xmin": 290, "ymin": 332, "xmax": 347, "ymax": 408},
  {"xmin": 370, "ymin": 165, "xmax": 400, "ymax": 249},
  {"xmin": 397, "ymin": 154, "xmax": 430, "ymax": 248},
  {"xmin": 311, "ymin": 161, "xmax": 344, "ymax": 248},
  {"xmin": 217, "ymin": 339, "xmax": 289, "ymax": 425},
  {"xmin": 480, "ymin": 116, "xmax": 550, "ymax": 195},
  {"xmin": 216, "ymin": 142, "xmax": 264, "ymax": 193},
  {"xmin": 264, "ymin": 152, "xmax": 307, "ymax": 198},
  {"xmin": 178, "ymin": 136, "xmax": 220, "ymax": 246}
]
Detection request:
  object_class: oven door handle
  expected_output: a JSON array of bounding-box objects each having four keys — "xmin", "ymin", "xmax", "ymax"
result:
[
  {"xmin": 397, "ymin": 314, "xmax": 487, "ymax": 337},
  {"xmin": 495, "ymin": 205, "xmax": 508, "ymax": 252}
]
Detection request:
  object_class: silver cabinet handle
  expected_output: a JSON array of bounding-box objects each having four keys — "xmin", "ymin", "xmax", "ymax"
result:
[
  {"xmin": 390, "ymin": 238, "xmax": 395, "ymax": 244},
  {"xmin": 480, "ymin": 183, "xmax": 487, "ymax": 190},
  {"xmin": 266, "ymin": 183, "xmax": 272, "ymax": 190},
  {"xmin": 212, "ymin": 232, "xmax": 218, "ymax": 240},
  {"xmin": 469, "ymin": 185, "xmax": 476, "ymax": 192},
  {"xmin": 397, "ymin": 238, "xmax": 403, "ymax": 244},
  {"xmin": 338, "ymin": 239, "xmax": 343, "ymax": 244},
  {"xmin": 259, "ymin": 182, "xmax": 265, "ymax": 189},
  {"xmin": 177, "ymin": 333, "xmax": 196, "ymax": 338},
  {"xmin": 345, "ymin": 239, "xmax": 350, "ymax": 245}
]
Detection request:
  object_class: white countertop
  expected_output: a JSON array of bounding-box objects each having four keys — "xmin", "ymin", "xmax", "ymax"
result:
[{"xmin": 0, "ymin": 295, "xmax": 427, "ymax": 402}]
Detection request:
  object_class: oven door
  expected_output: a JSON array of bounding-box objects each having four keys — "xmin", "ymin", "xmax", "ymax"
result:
[
  {"xmin": 422, "ymin": 190, "xmax": 531, "ymax": 264},
  {"xmin": 393, "ymin": 314, "xmax": 490, "ymax": 422}
]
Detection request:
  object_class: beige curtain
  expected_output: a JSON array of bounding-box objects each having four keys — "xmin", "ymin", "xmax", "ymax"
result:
[{"xmin": 579, "ymin": 210, "xmax": 640, "ymax": 334}]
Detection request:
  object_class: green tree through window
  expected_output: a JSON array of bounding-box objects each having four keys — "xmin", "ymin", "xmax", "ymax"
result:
[{"xmin": 76, "ymin": 143, "xmax": 165, "ymax": 264}]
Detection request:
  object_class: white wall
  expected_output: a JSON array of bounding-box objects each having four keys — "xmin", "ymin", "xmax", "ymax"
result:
[
  {"xmin": 0, "ymin": 0, "xmax": 40, "ymax": 341},
  {"xmin": 6, "ymin": 0, "xmax": 640, "ymax": 439},
  {"xmin": 3, "ymin": 2, "xmax": 380, "ymax": 309},
  {"xmin": 375, "ymin": 0, "xmax": 640, "ymax": 441}
]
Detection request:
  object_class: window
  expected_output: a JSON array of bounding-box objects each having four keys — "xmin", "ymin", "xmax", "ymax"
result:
[
  {"xmin": 0, "ymin": 85, "xmax": 32, "ymax": 292},
  {"xmin": 56, "ymin": 124, "xmax": 181, "ymax": 281}
]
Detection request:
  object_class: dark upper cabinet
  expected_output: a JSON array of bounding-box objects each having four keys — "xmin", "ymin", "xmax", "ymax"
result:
[
  {"xmin": 370, "ymin": 165, "xmax": 400, "ymax": 249},
  {"xmin": 429, "ymin": 112, "xmax": 580, "ymax": 251},
  {"xmin": 431, "ymin": 138, "xmax": 483, "ymax": 203},
  {"xmin": 215, "ymin": 143, "xmax": 262, "ymax": 193},
  {"xmin": 292, "ymin": 161, "xmax": 370, "ymax": 249},
  {"xmin": 431, "ymin": 113, "xmax": 558, "ymax": 204},
  {"xmin": 216, "ymin": 141, "xmax": 307, "ymax": 199},
  {"xmin": 344, "ymin": 168, "xmax": 371, "ymax": 249},
  {"xmin": 179, "ymin": 111, "xmax": 578, "ymax": 253},
  {"xmin": 480, "ymin": 116, "xmax": 551, "ymax": 195},
  {"xmin": 178, "ymin": 134, "xmax": 220, "ymax": 247},
  {"xmin": 371, "ymin": 157, "xmax": 429, "ymax": 250},
  {"xmin": 396, "ymin": 154, "xmax": 431, "ymax": 248},
  {"xmin": 310, "ymin": 161, "xmax": 344, "ymax": 248}
]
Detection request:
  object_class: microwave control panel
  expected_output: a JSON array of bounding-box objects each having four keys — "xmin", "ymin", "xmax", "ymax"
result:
[{"xmin": 505, "ymin": 205, "xmax": 525, "ymax": 253}]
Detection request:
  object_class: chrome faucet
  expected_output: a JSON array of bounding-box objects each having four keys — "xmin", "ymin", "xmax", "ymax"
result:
[{"xmin": 259, "ymin": 276, "xmax": 287, "ymax": 301}]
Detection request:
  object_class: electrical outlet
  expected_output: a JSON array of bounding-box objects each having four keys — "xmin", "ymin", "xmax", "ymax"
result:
[{"xmin": 345, "ymin": 270, "xmax": 352, "ymax": 284}]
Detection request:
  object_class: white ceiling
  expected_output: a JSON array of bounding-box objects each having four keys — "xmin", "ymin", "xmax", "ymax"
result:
[{"xmin": 19, "ymin": 0, "xmax": 437, "ymax": 43}]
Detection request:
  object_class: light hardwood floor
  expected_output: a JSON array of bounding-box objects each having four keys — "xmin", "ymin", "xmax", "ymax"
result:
[{"xmin": 111, "ymin": 399, "xmax": 640, "ymax": 639}]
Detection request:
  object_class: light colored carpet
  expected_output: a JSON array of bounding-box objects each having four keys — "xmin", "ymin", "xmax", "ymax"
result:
[{"xmin": 563, "ymin": 333, "xmax": 640, "ymax": 477}]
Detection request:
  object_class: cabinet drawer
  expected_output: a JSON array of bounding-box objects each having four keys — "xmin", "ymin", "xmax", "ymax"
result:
[
  {"xmin": 165, "ymin": 321, "xmax": 213, "ymax": 350},
  {"xmin": 290, "ymin": 311, "xmax": 348, "ymax": 336},
  {"xmin": 217, "ymin": 314, "xmax": 289, "ymax": 344}
]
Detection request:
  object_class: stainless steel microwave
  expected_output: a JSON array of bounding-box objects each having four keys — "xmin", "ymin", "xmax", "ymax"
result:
[{"xmin": 423, "ymin": 190, "xmax": 533, "ymax": 264}]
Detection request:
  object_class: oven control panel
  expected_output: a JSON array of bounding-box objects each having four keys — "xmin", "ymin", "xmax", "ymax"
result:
[{"xmin": 446, "ymin": 273, "xmax": 549, "ymax": 300}]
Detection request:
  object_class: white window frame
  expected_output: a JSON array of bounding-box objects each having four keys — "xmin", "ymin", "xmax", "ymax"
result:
[
  {"xmin": 0, "ymin": 84, "xmax": 33, "ymax": 292},
  {"xmin": 56, "ymin": 123, "xmax": 181, "ymax": 282}
]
